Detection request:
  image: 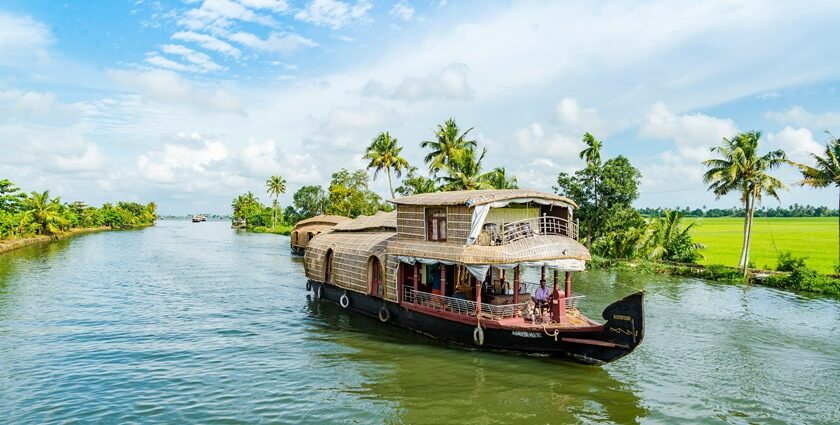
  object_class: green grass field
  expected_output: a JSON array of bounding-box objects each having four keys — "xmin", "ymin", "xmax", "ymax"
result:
[{"xmin": 685, "ymin": 217, "xmax": 838, "ymax": 274}]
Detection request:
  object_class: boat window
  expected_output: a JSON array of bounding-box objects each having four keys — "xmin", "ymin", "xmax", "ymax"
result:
[{"xmin": 426, "ymin": 208, "xmax": 447, "ymax": 241}]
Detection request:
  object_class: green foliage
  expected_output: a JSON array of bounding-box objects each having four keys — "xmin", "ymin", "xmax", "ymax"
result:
[
  {"xmin": 0, "ymin": 179, "xmax": 155, "ymax": 240},
  {"xmin": 555, "ymin": 133, "xmax": 642, "ymax": 253},
  {"xmin": 395, "ymin": 166, "xmax": 438, "ymax": 196},
  {"xmin": 292, "ymin": 185, "xmax": 329, "ymax": 218},
  {"xmin": 364, "ymin": 132, "xmax": 410, "ymax": 198},
  {"xmin": 0, "ymin": 179, "xmax": 27, "ymax": 212},
  {"xmin": 764, "ymin": 265, "xmax": 840, "ymax": 295},
  {"xmin": 265, "ymin": 175, "xmax": 287, "ymax": 228},
  {"xmin": 703, "ymin": 131, "xmax": 789, "ymax": 270},
  {"xmin": 326, "ymin": 169, "xmax": 387, "ymax": 218},
  {"xmin": 643, "ymin": 210, "xmax": 704, "ymax": 263},
  {"xmin": 776, "ymin": 251, "xmax": 807, "ymax": 272},
  {"xmin": 420, "ymin": 118, "xmax": 477, "ymax": 176}
]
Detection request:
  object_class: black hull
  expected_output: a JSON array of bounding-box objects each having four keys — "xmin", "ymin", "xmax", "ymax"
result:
[{"xmin": 308, "ymin": 280, "xmax": 643, "ymax": 365}]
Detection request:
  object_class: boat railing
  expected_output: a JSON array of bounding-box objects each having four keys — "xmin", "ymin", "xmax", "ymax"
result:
[
  {"xmin": 519, "ymin": 280, "xmax": 585, "ymax": 309},
  {"xmin": 486, "ymin": 216, "xmax": 577, "ymax": 245},
  {"xmin": 403, "ymin": 287, "xmax": 528, "ymax": 320}
]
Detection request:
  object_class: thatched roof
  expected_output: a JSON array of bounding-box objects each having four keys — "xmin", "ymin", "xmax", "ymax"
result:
[
  {"xmin": 332, "ymin": 210, "xmax": 397, "ymax": 231},
  {"xmin": 294, "ymin": 214, "xmax": 350, "ymax": 227},
  {"xmin": 390, "ymin": 189, "xmax": 578, "ymax": 208},
  {"xmin": 387, "ymin": 235, "xmax": 590, "ymax": 264}
]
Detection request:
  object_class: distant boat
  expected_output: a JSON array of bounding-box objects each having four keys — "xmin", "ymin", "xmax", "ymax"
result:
[{"xmin": 192, "ymin": 214, "xmax": 207, "ymax": 223}]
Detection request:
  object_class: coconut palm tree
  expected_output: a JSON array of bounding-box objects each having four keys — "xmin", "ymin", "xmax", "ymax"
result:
[
  {"xmin": 795, "ymin": 131, "xmax": 840, "ymax": 265},
  {"xmin": 579, "ymin": 132, "xmax": 602, "ymax": 166},
  {"xmin": 421, "ymin": 118, "xmax": 477, "ymax": 175},
  {"xmin": 440, "ymin": 147, "xmax": 494, "ymax": 191},
  {"xmin": 484, "ymin": 167, "xmax": 519, "ymax": 189},
  {"xmin": 21, "ymin": 191, "xmax": 67, "ymax": 236},
  {"xmin": 265, "ymin": 176, "xmax": 286, "ymax": 228},
  {"xmin": 363, "ymin": 131, "xmax": 410, "ymax": 199},
  {"xmin": 703, "ymin": 131, "xmax": 788, "ymax": 273}
]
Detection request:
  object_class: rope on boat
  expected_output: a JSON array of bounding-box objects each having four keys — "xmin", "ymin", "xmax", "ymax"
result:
[{"xmin": 543, "ymin": 320, "xmax": 560, "ymax": 341}]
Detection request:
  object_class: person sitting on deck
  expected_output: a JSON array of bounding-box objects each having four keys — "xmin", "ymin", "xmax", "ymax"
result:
[{"xmin": 532, "ymin": 281, "xmax": 551, "ymax": 306}]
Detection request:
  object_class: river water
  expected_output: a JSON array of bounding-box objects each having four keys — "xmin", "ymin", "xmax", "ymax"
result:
[{"xmin": 1, "ymin": 220, "xmax": 838, "ymax": 424}]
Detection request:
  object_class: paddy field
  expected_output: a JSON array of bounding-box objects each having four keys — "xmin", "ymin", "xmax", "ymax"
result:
[{"xmin": 686, "ymin": 217, "xmax": 838, "ymax": 274}]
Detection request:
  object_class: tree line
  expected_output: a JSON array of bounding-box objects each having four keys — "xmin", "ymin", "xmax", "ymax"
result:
[
  {"xmin": 0, "ymin": 179, "xmax": 157, "ymax": 239},
  {"xmin": 639, "ymin": 205, "xmax": 839, "ymax": 218}
]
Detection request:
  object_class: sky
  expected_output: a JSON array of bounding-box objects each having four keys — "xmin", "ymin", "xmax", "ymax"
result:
[{"xmin": 1, "ymin": 0, "xmax": 839, "ymax": 215}]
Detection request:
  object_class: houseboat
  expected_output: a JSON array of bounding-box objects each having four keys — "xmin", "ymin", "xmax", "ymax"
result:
[
  {"xmin": 290, "ymin": 214, "xmax": 350, "ymax": 255},
  {"xmin": 303, "ymin": 189, "xmax": 644, "ymax": 365},
  {"xmin": 192, "ymin": 214, "xmax": 207, "ymax": 223}
]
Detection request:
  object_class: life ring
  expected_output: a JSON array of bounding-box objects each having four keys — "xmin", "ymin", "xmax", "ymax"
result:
[
  {"xmin": 306, "ymin": 281, "xmax": 312, "ymax": 291},
  {"xmin": 473, "ymin": 326, "xmax": 484, "ymax": 346},
  {"xmin": 340, "ymin": 294, "xmax": 350, "ymax": 308},
  {"xmin": 378, "ymin": 306, "xmax": 391, "ymax": 322}
]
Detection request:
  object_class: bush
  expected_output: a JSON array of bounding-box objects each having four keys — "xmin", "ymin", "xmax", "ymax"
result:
[
  {"xmin": 764, "ymin": 264, "xmax": 840, "ymax": 295},
  {"xmin": 776, "ymin": 251, "xmax": 807, "ymax": 272}
]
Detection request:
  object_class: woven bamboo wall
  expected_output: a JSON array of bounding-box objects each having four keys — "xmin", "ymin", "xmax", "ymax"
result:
[
  {"xmin": 446, "ymin": 206, "xmax": 472, "ymax": 244},
  {"xmin": 304, "ymin": 231, "xmax": 399, "ymax": 302},
  {"xmin": 396, "ymin": 205, "xmax": 425, "ymax": 240}
]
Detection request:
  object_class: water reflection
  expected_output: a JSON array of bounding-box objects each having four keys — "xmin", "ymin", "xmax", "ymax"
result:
[{"xmin": 303, "ymin": 297, "xmax": 647, "ymax": 424}]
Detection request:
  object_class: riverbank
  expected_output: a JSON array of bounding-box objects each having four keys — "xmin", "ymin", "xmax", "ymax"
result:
[
  {"xmin": 240, "ymin": 224, "xmax": 292, "ymax": 236},
  {"xmin": 592, "ymin": 257, "xmax": 840, "ymax": 296},
  {"xmin": 0, "ymin": 226, "xmax": 111, "ymax": 255}
]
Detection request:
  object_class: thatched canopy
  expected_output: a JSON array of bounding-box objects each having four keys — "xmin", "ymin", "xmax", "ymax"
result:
[
  {"xmin": 387, "ymin": 234, "xmax": 590, "ymax": 265},
  {"xmin": 390, "ymin": 189, "xmax": 578, "ymax": 209},
  {"xmin": 333, "ymin": 211, "xmax": 397, "ymax": 231},
  {"xmin": 294, "ymin": 214, "xmax": 350, "ymax": 227}
]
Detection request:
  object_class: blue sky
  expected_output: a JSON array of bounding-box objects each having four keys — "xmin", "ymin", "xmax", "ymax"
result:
[{"xmin": 1, "ymin": 0, "xmax": 839, "ymax": 214}]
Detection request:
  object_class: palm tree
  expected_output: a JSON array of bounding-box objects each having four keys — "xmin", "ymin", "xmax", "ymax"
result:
[
  {"xmin": 484, "ymin": 167, "xmax": 519, "ymax": 189},
  {"xmin": 703, "ymin": 131, "xmax": 788, "ymax": 273},
  {"xmin": 643, "ymin": 210, "xmax": 704, "ymax": 261},
  {"xmin": 579, "ymin": 132, "xmax": 602, "ymax": 166},
  {"xmin": 22, "ymin": 191, "xmax": 67, "ymax": 236},
  {"xmin": 421, "ymin": 118, "xmax": 477, "ymax": 175},
  {"xmin": 265, "ymin": 176, "xmax": 286, "ymax": 228},
  {"xmin": 363, "ymin": 131, "xmax": 410, "ymax": 198},
  {"xmin": 440, "ymin": 147, "xmax": 494, "ymax": 191},
  {"xmin": 795, "ymin": 131, "xmax": 840, "ymax": 265}
]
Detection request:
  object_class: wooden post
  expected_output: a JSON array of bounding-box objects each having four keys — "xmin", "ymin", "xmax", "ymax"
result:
[
  {"xmin": 475, "ymin": 278, "xmax": 482, "ymax": 316},
  {"xmin": 553, "ymin": 270, "xmax": 559, "ymax": 292},
  {"xmin": 540, "ymin": 265, "xmax": 547, "ymax": 285},
  {"xmin": 565, "ymin": 271, "xmax": 572, "ymax": 297},
  {"xmin": 439, "ymin": 264, "xmax": 447, "ymax": 296},
  {"xmin": 413, "ymin": 263, "xmax": 420, "ymax": 294},
  {"xmin": 513, "ymin": 266, "xmax": 521, "ymax": 304}
]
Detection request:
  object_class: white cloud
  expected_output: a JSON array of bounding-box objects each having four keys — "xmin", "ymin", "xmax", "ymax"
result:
[
  {"xmin": 227, "ymin": 31, "xmax": 318, "ymax": 53},
  {"xmin": 0, "ymin": 90, "xmax": 56, "ymax": 115},
  {"xmin": 294, "ymin": 0, "xmax": 372, "ymax": 29},
  {"xmin": 766, "ymin": 106, "xmax": 840, "ymax": 131},
  {"xmin": 52, "ymin": 143, "xmax": 108, "ymax": 173},
  {"xmin": 0, "ymin": 12, "xmax": 52, "ymax": 65},
  {"xmin": 161, "ymin": 44, "xmax": 226, "ymax": 72},
  {"xmin": 179, "ymin": 0, "xmax": 275, "ymax": 31},
  {"xmin": 108, "ymin": 69, "xmax": 244, "ymax": 114},
  {"xmin": 765, "ymin": 126, "xmax": 823, "ymax": 163},
  {"xmin": 238, "ymin": 139, "xmax": 321, "ymax": 183},
  {"xmin": 640, "ymin": 102, "xmax": 738, "ymax": 161},
  {"xmin": 172, "ymin": 31, "xmax": 242, "ymax": 58},
  {"xmin": 362, "ymin": 63, "xmax": 475, "ymax": 102},
  {"xmin": 554, "ymin": 97, "xmax": 611, "ymax": 136},
  {"xmin": 237, "ymin": 0, "xmax": 289, "ymax": 13},
  {"xmin": 137, "ymin": 133, "xmax": 229, "ymax": 184},
  {"xmin": 389, "ymin": 1, "xmax": 415, "ymax": 21}
]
